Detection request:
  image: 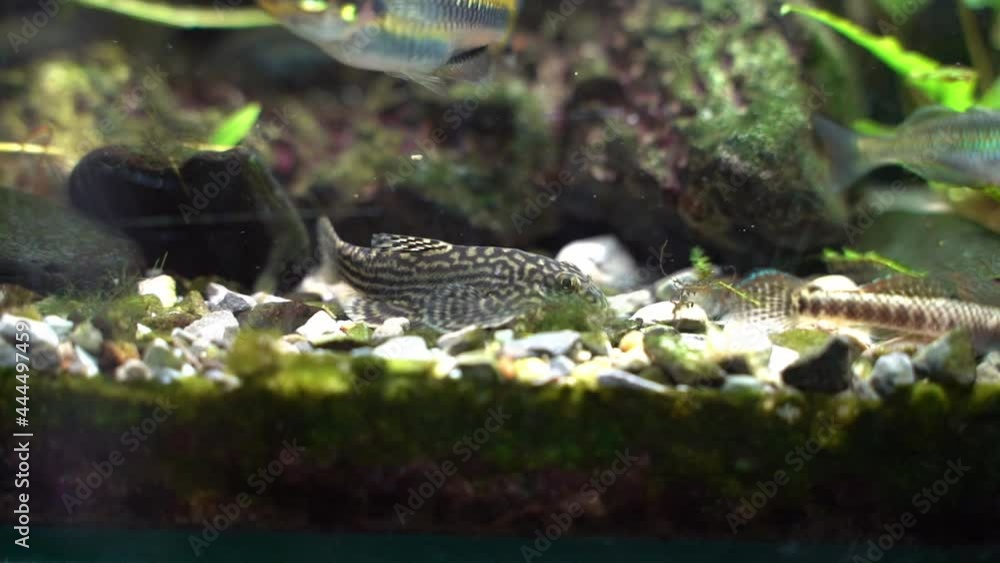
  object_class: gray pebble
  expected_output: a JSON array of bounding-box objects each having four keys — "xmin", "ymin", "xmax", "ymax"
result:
[
  {"xmin": 871, "ymin": 353, "xmax": 916, "ymax": 397},
  {"xmin": 115, "ymin": 359, "xmax": 153, "ymax": 382},
  {"xmin": 596, "ymin": 369, "xmax": 670, "ymax": 393},
  {"xmin": 373, "ymin": 336, "xmax": 433, "ymax": 362},
  {"xmin": 206, "ymin": 282, "xmax": 257, "ymax": 314},
  {"xmin": 373, "ymin": 317, "xmax": 410, "ymax": 341},
  {"xmin": 184, "ymin": 311, "xmax": 240, "ymax": 348},
  {"xmin": 504, "ymin": 330, "xmax": 581, "ymax": 358}
]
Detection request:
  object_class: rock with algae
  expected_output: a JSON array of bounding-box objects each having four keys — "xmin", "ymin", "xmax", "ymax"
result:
[{"xmin": 0, "ymin": 186, "xmax": 143, "ymax": 292}]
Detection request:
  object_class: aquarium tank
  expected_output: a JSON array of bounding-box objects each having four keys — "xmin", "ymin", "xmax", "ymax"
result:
[{"xmin": 3, "ymin": 0, "xmax": 1000, "ymax": 561}]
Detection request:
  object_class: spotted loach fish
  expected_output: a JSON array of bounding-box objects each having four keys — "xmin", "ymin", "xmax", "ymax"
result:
[
  {"xmin": 257, "ymin": 0, "xmax": 521, "ymax": 89},
  {"xmin": 814, "ymin": 105, "xmax": 1000, "ymax": 192},
  {"xmin": 316, "ymin": 217, "xmax": 606, "ymax": 331},
  {"xmin": 707, "ymin": 270, "xmax": 1000, "ymax": 353}
]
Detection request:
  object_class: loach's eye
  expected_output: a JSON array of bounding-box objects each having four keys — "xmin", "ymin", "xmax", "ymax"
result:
[{"xmin": 559, "ymin": 275, "xmax": 579, "ymax": 292}]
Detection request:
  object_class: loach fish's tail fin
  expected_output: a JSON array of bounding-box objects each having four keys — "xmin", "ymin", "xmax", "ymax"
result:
[
  {"xmin": 316, "ymin": 216, "xmax": 343, "ymax": 281},
  {"xmin": 812, "ymin": 114, "xmax": 882, "ymax": 194},
  {"xmin": 720, "ymin": 269, "xmax": 804, "ymax": 332}
]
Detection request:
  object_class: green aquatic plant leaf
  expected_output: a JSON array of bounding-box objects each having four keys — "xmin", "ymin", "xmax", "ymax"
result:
[
  {"xmin": 781, "ymin": 4, "xmax": 977, "ymax": 110},
  {"xmin": 850, "ymin": 118, "xmax": 895, "ymax": 137},
  {"xmin": 822, "ymin": 248, "xmax": 927, "ymax": 278},
  {"xmin": 77, "ymin": 0, "xmax": 276, "ymax": 29},
  {"xmin": 978, "ymin": 77, "xmax": 1000, "ymax": 108},
  {"xmin": 689, "ymin": 247, "xmax": 714, "ymax": 281},
  {"xmin": 963, "ymin": 0, "xmax": 1000, "ymax": 9},
  {"xmin": 209, "ymin": 103, "xmax": 262, "ymax": 148}
]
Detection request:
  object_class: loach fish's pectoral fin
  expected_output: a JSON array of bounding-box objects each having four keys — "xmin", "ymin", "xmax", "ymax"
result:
[
  {"xmin": 421, "ymin": 283, "xmax": 516, "ymax": 332},
  {"xmin": 719, "ymin": 269, "xmax": 803, "ymax": 332},
  {"xmin": 342, "ymin": 292, "xmax": 416, "ymax": 327},
  {"xmin": 387, "ymin": 71, "xmax": 450, "ymax": 95}
]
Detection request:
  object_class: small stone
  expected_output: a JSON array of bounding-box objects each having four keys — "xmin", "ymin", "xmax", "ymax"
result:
[
  {"xmin": 630, "ymin": 301, "xmax": 677, "ymax": 326},
  {"xmin": 608, "ymin": 289, "xmax": 654, "ymax": 318},
  {"xmin": 767, "ymin": 346, "xmax": 800, "ymax": 383},
  {"xmin": 204, "ymin": 368, "xmax": 241, "ymax": 390},
  {"xmin": 295, "ymin": 311, "xmax": 343, "ymax": 342},
  {"xmin": 570, "ymin": 357, "xmax": 615, "ymax": 387},
  {"xmin": 373, "ymin": 317, "xmax": 410, "ymax": 341},
  {"xmin": 597, "ymin": 369, "xmax": 670, "ymax": 393},
  {"xmin": 556, "ymin": 235, "xmax": 641, "ymax": 292},
  {"xmin": 138, "ymin": 275, "xmax": 178, "ymax": 308},
  {"xmin": 101, "ymin": 340, "xmax": 140, "ymax": 367},
  {"xmin": 618, "ymin": 331, "xmax": 645, "ymax": 353},
  {"xmin": 136, "ymin": 323, "xmax": 153, "ymax": 340},
  {"xmin": 278, "ymin": 334, "xmax": 314, "ymax": 354},
  {"xmin": 550, "ymin": 355, "xmax": 576, "ymax": 378},
  {"xmin": 184, "ymin": 311, "xmax": 240, "ymax": 348},
  {"xmin": 455, "ymin": 352, "xmax": 499, "ymax": 382},
  {"xmin": 668, "ymin": 304, "xmax": 709, "ymax": 333},
  {"xmin": 782, "ymin": 336, "xmax": 853, "ymax": 393},
  {"xmin": 494, "ymin": 329, "xmax": 515, "ymax": 344},
  {"xmin": 504, "ymin": 330, "xmax": 581, "ymax": 358},
  {"xmin": 913, "ymin": 330, "xmax": 977, "ymax": 387},
  {"xmin": 115, "ymin": 359, "xmax": 153, "ymax": 382},
  {"xmin": 70, "ymin": 321, "xmax": 103, "ymax": 355},
  {"xmin": 252, "ymin": 292, "xmax": 291, "ymax": 305},
  {"xmin": 976, "ymin": 351, "xmax": 1000, "ymax": 384},
  {"xmin": 143, "ymin": 338, "xmax": 184, "ymax": 370},
  {"xmin": 610, "ymin": 346, "xmax": 650, "ymax": 372},
  {"xmin": 373, "ymin": 336, "xmax": 433, "ymax": 362},
  {"xmin": 870, "ymin": 352, "xmax": 916, "ymax": 397},
  {"xmin": 709, "ymin": 321, "xmax": 773, "ymax": 376},
  {"xmin": 513, "ymin": 357, "xmax": 556, "ymax": 385},
  {"xmin": 437, "ymin": 325, "xmax": 487, "ymax": 355},
  {"xmin": 245, "ymin": 302, "xmax": 322, "ymax": 334},
  {"xmin": 206, "ymin": 283, "xmax": 257, "ymax": 314},
  {"xmin": 722, "ymin": 375, "xmax": 768, "ymax": 394},
  {"xmin": 0, "ymin": 314, "xmax": 60, "ymax": 372},
  {"xmin": 44, "ymin": 315, "xmax": 74, "ymax": 338},
  {"xmin": 72, "ymin": 345, "xmax": 100, "ymax": 378},
  {"xmin": 643, "ymin": 329, "xmax": 724, "ymax": 386}
]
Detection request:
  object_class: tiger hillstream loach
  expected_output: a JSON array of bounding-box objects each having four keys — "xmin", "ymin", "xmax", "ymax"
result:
[
  {"xmin": 316, "ymin": 217, "xmax": 607, "ymax": 331},
  {"xmin": 694, "ymin": 270, "xmax": 1000, "ymax": 353}
]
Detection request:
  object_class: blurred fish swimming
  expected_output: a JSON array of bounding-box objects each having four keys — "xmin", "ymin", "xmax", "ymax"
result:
[
  {"xmin": 256, "ymin": 0, "xmax": 521, "ymax": 89},
  {"xmin": 703, "ymin": 270, "xmax": 1000, "ymax": 353},
  {"xmin": 317, "ymin": 217, "xmax": 606, "ymax": 331},
  {"xmin": 815, "ymin": 105, "xmax": 1000, "ymax": 192}
]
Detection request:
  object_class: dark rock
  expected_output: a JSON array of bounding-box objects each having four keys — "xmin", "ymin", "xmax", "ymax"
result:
[
  {"xmin": 206, "ymin": 283, "xmax": 257, "ymax": 314},
  {"xmin": 781, "ymin": 337, "xmax": 853, "ymax": 393},
  {"xmin": 0, "ymin": 186, "xmax": 143, "ymax": 293},
  {"xmin": 68, "ymin": 147, "xmax": 309, "ymax": 292},
  {"xmin": 914, "ymin": 330, "xmax": 977, "ymax": 387}
]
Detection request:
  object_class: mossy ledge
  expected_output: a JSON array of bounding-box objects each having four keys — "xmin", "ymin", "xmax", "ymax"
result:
[{"xmin": 3, "ymin": 366, "xmax": 1000, "ymax": 543}]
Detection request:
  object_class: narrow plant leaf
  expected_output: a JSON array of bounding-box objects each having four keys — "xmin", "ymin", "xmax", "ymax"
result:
[
  {"xmin": 210, "ymin": 103, "xmax": 263, "ymax": 148},
  {"xmin": 77, "ymin": 0, "xmax": 276, "ymax": 29},
  {"xmin": 781, "ymin": 4, "xmax": 977, "ymax": 110},
  {"xmin": 822, "ymin": 248, "xmax": 927, "ymax": 277}
]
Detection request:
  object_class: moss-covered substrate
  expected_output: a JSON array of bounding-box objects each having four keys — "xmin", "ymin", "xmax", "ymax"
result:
[{"xmin": 3, "ymin": 360, "xmax": 1000, "ymax": 544}]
